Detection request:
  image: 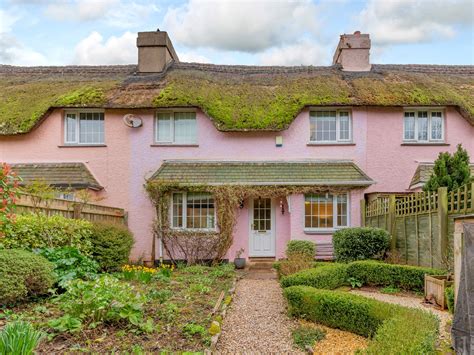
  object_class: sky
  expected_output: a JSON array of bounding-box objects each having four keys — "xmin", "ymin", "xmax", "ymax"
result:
[{"xmin": 0, "ymin": 0, "xmax": 473, "ymax": 67}]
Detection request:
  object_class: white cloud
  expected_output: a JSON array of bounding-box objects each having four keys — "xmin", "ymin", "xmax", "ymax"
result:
[
  {"xmin": 73, "ymin": 31, "xmax": 136, "ymax": 65},
  {"xmin": 258, "ymin": 40, "xmax": 329, "ymax": 66},
  {"xmin": 360, "ymin": 0, "xmax": 473, "ymax": 45},
  {"xmin": 179, "ymin": 51, "xmax": 210, "ymax": 63},
  {"xmin": 45, "ymin": 0, "xmax": 158, "ymax": 28},
  {"xmin": 163, "ymin": 0, "xmax": 320, "ymax": 52}
]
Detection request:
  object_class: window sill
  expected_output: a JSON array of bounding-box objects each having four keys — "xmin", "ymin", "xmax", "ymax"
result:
[
  {"xmin": 401, "ymin": 142, "xmax": 449, "ymax": 146},
  {"xmin": 304, "ymin": 229, "xmax": 335, "ymax": 235},
  {"xmin": 58, "ymin": 144, "xmax": 107, "ymax": 148},
  {"xmin": 150, "ymin": 144, "xmax": 199, "ymax": 147},
  {"xmin": 307, "ymin": 142, "xmax": 355, "ymax": 146}
]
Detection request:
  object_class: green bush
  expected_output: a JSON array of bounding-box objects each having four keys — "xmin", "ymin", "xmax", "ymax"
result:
[
  {"xmin": 280, "ymin": 263, "xmax": 348, "ymax": 289},
  {"xmin": 445, "ymin": 285, "xmax": 455, "ymax": 314},
  {"xmin": 346, "ymin": 260, "xmax": 445, "ymax": 291},
  {"xmin": 284, "ymin": 286, "xmax": 439, "ymax": 354},
  {"xmin": 0, "ymin": 321, "xmax": 45, "ymax": 354},
  {"xmin": 0, "ymin": 249, "xmax": 55, "ymax": 304},
  {"xmin": 89, "ymin": 222, "xmax": 134, "ymax": 271},
  {"xmin": 286, "ymin": 240, "xmax": 316, "ymax": 259},
  {"xmin": 2, "ymin": 214, "xmax": 93, "ymax": 254},
  {"xmin": 35, "ymin": 247, "xmax": 99, "ymax": 288},
  {"xmin": 333, "ymin": 227, "xmax": 390, "ymax": 262}
]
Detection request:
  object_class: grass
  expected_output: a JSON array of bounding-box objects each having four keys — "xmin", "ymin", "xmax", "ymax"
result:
[
  {"xmin": 3, "ymin": 263, "xmax": 235, "ymax": 352},
  {"xmin": 292, "ymin": 325, "xmax": 326, "ymax": 350},
  {"xmin": 380, "ymin": 286, "xmax": 401, "ymax": 294}
]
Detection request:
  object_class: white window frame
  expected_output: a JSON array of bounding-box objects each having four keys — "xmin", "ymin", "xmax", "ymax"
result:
[
  {"xmin": 170, "ymin": 192, "xmax": 216, "ymax": 231},
  {"xmin": 303, "ymin": 192, "xmax": 350, "ymax": 232},
  {"xmin": 64, "ymin": 109, "xmax": 105, "ymax": 145},
  {"xmin": 403, "ymin": 109, "xmax": 445, "ymax": 143},
  {"xmin": 309, "ymin": 109, "xmax": 352, "ymax": 143},
  {"xmin": 155, "ymin": 110, "xmax": 198, "ymax": 145}
]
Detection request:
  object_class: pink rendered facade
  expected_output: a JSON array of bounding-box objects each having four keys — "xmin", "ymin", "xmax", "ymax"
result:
[{"xmin": 1, "ymin": 106, "xmax": 473, "ymax": 261}]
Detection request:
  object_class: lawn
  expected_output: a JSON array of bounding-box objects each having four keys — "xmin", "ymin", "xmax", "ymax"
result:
[{"xmin": 0, "ymin": 263, "xmax": 235, "ymax": 353}]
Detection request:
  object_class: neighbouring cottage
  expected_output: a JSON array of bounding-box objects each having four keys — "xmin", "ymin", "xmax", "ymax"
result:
[{"xmin": 1, "ymin": 30, "xmax": 473, "ymax": 263}]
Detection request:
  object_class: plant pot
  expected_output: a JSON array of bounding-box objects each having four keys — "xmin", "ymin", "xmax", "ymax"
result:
[
  {"xmin": 424, "ymin": 274, "xmax": 453, "ymax": 309},
  {"xmin": 234, "ymin": 258, "xmax": 246, "ymax": 269}
]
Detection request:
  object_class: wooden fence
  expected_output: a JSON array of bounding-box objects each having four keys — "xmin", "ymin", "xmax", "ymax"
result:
[
  {"xmin": 16, "ymin": 193, "xmax": 127, "ymax": 225},
  {"xmin": 362, "ymin": 183, "xmax": 474, "ymax": 269}
]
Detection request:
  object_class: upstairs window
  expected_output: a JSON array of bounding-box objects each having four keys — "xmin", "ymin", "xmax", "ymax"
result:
[
  {"xmin": 156, "ymin": 112, "xmax": 197, "ymax": 144},
  {"xmin": 65, "ymin": 111, "xmax": 104, "ymax": 145},
  {"xmin": 403, "ymin": 110, "xmax": 444, "ymax": 142},
  {"xmin": 171, "ymin": 192, "xmax": 215, "ymax": 230},
  {"xmin": 310, "ymin": 110, "xmax": 352, "ymax": 143},
  {"xmin": 304, "ymin": 193, "xmax": 349, "ymax": 231}
]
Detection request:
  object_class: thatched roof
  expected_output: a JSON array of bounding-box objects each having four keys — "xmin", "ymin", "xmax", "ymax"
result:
[{"xmin": 1, "ymin": 62, "xmax": 472, "ymax": 135}]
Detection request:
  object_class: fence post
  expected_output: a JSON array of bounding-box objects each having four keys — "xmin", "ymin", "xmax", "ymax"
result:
[
  {"xmin": 73, "ymin": 203, "xmax": 81, "ymax": 219},
  {"xmin": 437, "ymin": 187, "xmax": 449, "ymax": 266},
  {"xmin": 388, "ymin": 195, "xmax": 397, "ymax": 251},
  {"xmin": 360, "ymin": 199, "xmax": 366, "ymax": 226}
]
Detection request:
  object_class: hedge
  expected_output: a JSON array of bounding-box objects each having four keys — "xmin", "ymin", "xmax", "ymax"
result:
[
  {"xmin": 284, "ymin": 286, "xmax": 439, "ymax": 354},
  {"xmin": 286, "ymin": 240, "xmax": 316, "ymax": 259},
  {"xmin": 0, "ymin": 249, "xmax": 56, "ymax": 304},
  {"xmin": 1, "ymin": 214, "xmax": 93, "ymax": 254},
  {"xmin": 346, "ymin": 260, "xmax": 445, "ymax": 291},
  {"xmin": 333, "ymin": 227, "xmax": 390, "ymax": 262},
  {"xmin": 280, "ymin": 263, "xmax": 348, "ymax": 289}
]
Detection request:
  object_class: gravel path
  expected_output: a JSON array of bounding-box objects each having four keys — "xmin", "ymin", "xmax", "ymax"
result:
[
  {"xmin": 216, "ymin": 273, "xmax": 302, "ymax": 353},
  {"xmin": 350, "ymin": 289, "xmax": 452, "ymax": 342}
]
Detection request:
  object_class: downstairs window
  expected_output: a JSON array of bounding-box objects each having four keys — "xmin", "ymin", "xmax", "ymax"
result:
[
  {"xmin": 171, "ymin": 192, "xmax": 216, "ymax": 230},
  {"xmin": 304, "ymin": 193, "xmax": 349, "ymax": 231}
]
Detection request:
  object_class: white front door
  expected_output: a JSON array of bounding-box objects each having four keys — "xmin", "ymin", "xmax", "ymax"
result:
[{"xmin": 249, "ymin": 198, "xmax": 275, "ymax": 257}]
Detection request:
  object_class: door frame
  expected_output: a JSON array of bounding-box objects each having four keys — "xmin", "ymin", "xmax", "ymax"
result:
[{"xmin": 248, "ymin": 198, "xmax": 276, "ymax": 257}]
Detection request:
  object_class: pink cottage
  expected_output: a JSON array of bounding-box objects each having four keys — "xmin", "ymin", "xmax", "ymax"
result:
[{"xmin": 1, "ymin": 31, "xmax": 473, "ymax": 263}]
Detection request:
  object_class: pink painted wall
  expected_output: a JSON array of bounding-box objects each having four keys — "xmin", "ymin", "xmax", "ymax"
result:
[{"xmin": 1, "ymin": 106, "xmax": 473, "ymax": 261}]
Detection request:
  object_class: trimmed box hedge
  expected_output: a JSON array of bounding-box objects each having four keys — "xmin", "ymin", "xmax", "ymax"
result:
[
  {"xmin": 284, "ymin": 286, "xmax": 439, "ymax": 354},
  {"xmin": 333, "ymin": 227, "xmax": 390, "ymax": 262},
  {"xmin": 346, "ymin": 260, "xmax": 445, "ymax": 291},
  {"xmin": 280, "ymin": 263, "xmax": 348, "ymax": 289}
]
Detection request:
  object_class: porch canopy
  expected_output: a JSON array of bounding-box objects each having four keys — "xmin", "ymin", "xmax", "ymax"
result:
[{"xmin": 150, "ymin": 160, "xmax": 374, "ymax": 187}]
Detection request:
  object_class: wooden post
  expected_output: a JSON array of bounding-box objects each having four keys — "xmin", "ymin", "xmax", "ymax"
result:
[
  {"xmin": 360, "ymin": 199, "xmax": 366, "ymax": 227},
  {"xmin": 387, "ymin": 195, "xmax": 397, "ymax": 251},
  {"xmin": 437, "ymin": 187, "xmax": 449, "ymax": 267},
  {"xmin": 73, "ymin": 203, "xmax": 81, "ymax": 219}
]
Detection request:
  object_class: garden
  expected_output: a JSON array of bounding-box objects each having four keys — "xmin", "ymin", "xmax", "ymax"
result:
[
  {"xmin": 275, "ymin": 228, "xmax": 454, "ymax": 354},
  {"xmin": 0, "ymin": 164, "xmax": 235, "ymax": 353}
]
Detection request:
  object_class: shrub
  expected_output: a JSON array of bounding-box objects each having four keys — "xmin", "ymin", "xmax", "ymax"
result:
[
  {"xmin": 51, "ymin": 275, "xmax": 146, "ymax": 331},
  {"xmin": 346, "ymin": 260, "xmax": 445, "ymax": 291},
  {"xmin": 292, "ymin": 326, "xmax": 326, "ymax": 350},
  {"xmin": 0, "ymin": 163, "xmax": 21, "ymax": 237},
  {"xmin": 445, "ymin": 285, "xmax": 455, "ymax": 314},
  {"xmin": 286, "ymin": 240, "xmax": 316, "ymax": 260},
  {"xmin": 333, "ymin": 227, "xmax": 390, "ymax": 262},
  {"xmin": 280, "ymin": 263, "xmax": 348, "ymax": 289},
  {"xmin": 89, "ymin": 222, "xmax": 134, "ymax": 271},
  {"xmin": 284, "ymin": 286, "xmax": 439, "ymax": 354},
  {"xmin": 0, "ymin": 249, "xmax": 55, "ymax": 304},
  {"xmin": 275, "ymin": 252, "xmax": 314, "ymax": 278},
  {"xmin": 2, "ymin": 214, "xmax": 93, "ymax": 254},
  {"xmin": 0, "ymin": 321, "xmax": 45, "ymax": 354},
  {"xmin": 35, "ymin": 247, "xmax": 99, "ymax": 288}
]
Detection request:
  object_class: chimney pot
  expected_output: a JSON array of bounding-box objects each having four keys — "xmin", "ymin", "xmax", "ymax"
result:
[
  {"xmin": 332, "ymin": 32, "xmax": 371, "ymax": 72},
  {"xmin": 137, "ymin": 31, "xmax": 179, "ymax": 73}
]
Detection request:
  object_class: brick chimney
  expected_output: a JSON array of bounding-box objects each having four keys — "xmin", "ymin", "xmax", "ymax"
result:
[
  {"xmin": 332, "ymin": 31, "xmax": 371, "ymax": 72},
  {"xmin": 137, "ymin": 30, "xmax": 179, "ymax": 73}
]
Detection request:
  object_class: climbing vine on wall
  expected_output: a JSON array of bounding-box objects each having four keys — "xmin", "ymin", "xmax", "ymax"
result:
[{"xmin": 146, "ymin": 181, "xmax": 355, "ymax": 264}]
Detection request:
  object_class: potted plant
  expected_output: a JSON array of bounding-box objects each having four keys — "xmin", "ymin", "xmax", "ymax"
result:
[{"xmin": 234, "ymin": 248, "xmax": 246, "ymax": 269}]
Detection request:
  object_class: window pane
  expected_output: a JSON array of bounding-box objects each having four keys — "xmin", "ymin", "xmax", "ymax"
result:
[
  {"xmin": 65, "ymin": 113, "xmax": 77, "ymax": 143},
  {"xmin": 311, "ymin": 111, "xmax": 337, "ymax": 142},
  {"xmin": 404, "ymin": 112, "xmax": 415, "ymax": 140},
  {"xmin": 156, "ymin": 113, "xmax": 172, "ymax": 142},
  {"xmin": 79, "ymin": 112, "xmax": 104, "ymax": 144},
  {"xmin": 174, "ymin": 112, "xmax": 197, "ymax": 144},
  {"xmin": 417, "ymin": 111, "xmax": 428, "ymax": 141},
  {"xmin": 305, "ymin": 194, "xmax": 333, "ymax": 229},
  {"xmin": 337, "ymin": 194, "xmax": 348, "ymax": 226},
  {"xmin": 186, "ymin": 193, "xmax": 214, "ymax": 229},
  {"xmin": 431, "ymin": 112, "xmax": 443, "ymax": 140},
  {"xmin": 339, "ymin": 112, "xmax": 350, "ymax": 140},
  {"xmin": 172, "ymin": 193, "xmax": 183, "ymax": 228}
]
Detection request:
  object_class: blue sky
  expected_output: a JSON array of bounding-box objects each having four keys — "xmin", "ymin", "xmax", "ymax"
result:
[{"xmin": 0, "ymin": 0, "xmax": 473, "ymax": 66}]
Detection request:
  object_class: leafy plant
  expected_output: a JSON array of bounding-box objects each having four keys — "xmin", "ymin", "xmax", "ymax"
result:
[
  {"xmin": 424, "ymin": 144, "xmax": 471, "ymax": 192},
  {"xmin": 52, "ymin": 275, "xmax": 146, "ymax": 331},
  {"xmin": 182, "ymin": 323, "xmax": 206, "ymax": 339},
  {"xmin": 286, "ymin": 240, "xmax": 316, "ymax": 260},
  {"xmin": 158, "ymin": 302, "xmax": 179, "ymax": 323},
  {"xmin": 189, "ymin": 283, "xmax": 211, "ymax": 294},
  {"xmin": 0, "ymin": 249, "xmax": 55, "ymax": 305},
  {"xmin": 48, "ymin": 315, "xmax": 82, "ymax": 333},
  {"xmin": 122, "ymin": 264, "xmax": 157, "ymax": 283},
  {"xmin": 347, "ymin": 277, "xmax": 363, "ymax": 288},
  {"xmin": 21, "ymin": 179, "xmax": 57, "ymax": 214},
  {"xmin": 445, "ymin": 285, "xmax": 455, "ymax": 314},
  {"xmin": 275, "ymin": 252, "xmax": 313, "ymax": 278},
  {"xmin": 292, "ymin": 325, "xmax": 326, "ymax": 350},
  {"xmin": 0, "ymin": 321, "xmax": 45, "ymax": 355},
  {"xmin": 333, "ymin": 227, "xmax": 391, "ymax": 262},
  {"xmin": 2, "ymin": 214, "xmax": 93, "ymax": 254},
  {"xmin": 0, "ymin": 163, "xmax": 21, "ymax": 238},
  {"xmin": 35, "ymin": 247, "xmax": 99, "ymax": 288},
  {"xmin": 89, "ymin": 222, "xmax": 134, "ymax": 271},
  {"xmin": 381, "ymin": 286, "xmax": 401, "ymax": 294},
  {"xmin": 157, "ymin": 263, "xmax": 174, "ymax": 278}
]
